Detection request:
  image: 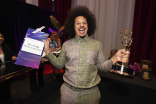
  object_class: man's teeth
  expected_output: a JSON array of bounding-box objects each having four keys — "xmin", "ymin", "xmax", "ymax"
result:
[{"xmin": 80, "ymin": 29, "xmax": 84, "ymax": 31}]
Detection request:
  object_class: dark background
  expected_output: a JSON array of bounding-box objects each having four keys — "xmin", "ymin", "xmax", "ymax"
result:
[
  {"xmin": 0, "ymin": 0, "xmax": 57, "ymax": 53},
  {"xmin": 0, "ymin": 0, "xmax": 156, "ymax": 77}
]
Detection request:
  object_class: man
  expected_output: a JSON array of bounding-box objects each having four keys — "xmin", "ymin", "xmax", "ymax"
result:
[{"xmin": 43, "ymin": 6, "xmax": 130, "ymax": 104}]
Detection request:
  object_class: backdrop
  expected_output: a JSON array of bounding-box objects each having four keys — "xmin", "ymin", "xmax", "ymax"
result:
[
  {"xmin": 72, "ymin": 0, "xmax": 135, "ymax": 59},
  {"xmin": 0, "ymin": 0, "xmax": 57, "ymax": 53},
  {"xmin": 1, "ymin": 0, "xmax": 156, "ymax": 77},
  {"xmin": 130, "ymin": 0, "xmax": 156, "ymax": 76}
]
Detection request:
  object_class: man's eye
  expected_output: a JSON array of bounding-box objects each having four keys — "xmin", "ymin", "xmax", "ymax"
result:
[
  {"xmin": 76, "ymin": 23, "xmax": 79, "ymax": 25},
  {"xmin": 83, "ymin": 23, "xmax": 86, "ymax": 24}
]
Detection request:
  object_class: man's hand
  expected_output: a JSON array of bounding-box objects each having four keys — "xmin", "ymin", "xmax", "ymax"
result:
[
  {"xmin": 11, "ymin": 56, "xmax": 17, "ymax": 60},
  {"xmin": 43, "ymin": 40, "xmax": 50, "ymax": 55},
  {"xmin": 112, "ymin": 49, "xmax": 130, "ymax": 64}
]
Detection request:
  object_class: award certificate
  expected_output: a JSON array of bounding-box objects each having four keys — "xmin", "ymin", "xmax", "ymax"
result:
[{"xmin": 15, "ymin": 28, "xmax": 49, "ymax": 69}]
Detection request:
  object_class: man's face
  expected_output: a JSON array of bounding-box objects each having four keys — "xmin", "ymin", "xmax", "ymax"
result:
[{"xmin": 74, "ymin": 16, "xmax": 88, "ymax": 37}]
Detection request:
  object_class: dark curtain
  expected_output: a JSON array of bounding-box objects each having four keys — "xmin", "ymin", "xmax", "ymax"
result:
[
  {"xmin": 38, "ymin": 0, "xmax": 72, "ymax": 45},
  {"xmin": 54, "ymin": 0, "xmax": 71, "ymax": 26},
  {"xmin": 54, "ymin": 0, "xmax": 71, "ymax": 43},
  {"xmin": 19, "ymin": 0, "xmax": 25, "ymax": 2},
  {"xmin": 129, "ymin": 0, "xmax": 156, "ymax": 77},
  {"xmin": 38, "ymin": 0, "xmax": 52, "ymax": 11},
  {"xmin": 0, "ymin": 0, "xmax": 57, "ymax": 53}
]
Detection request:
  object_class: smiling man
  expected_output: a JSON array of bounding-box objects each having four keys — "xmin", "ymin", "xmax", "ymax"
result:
[
  {"xmin": 75, "ymin": 16, "xmax": 88, "ymax": 38},
  {"xmin": 43, "ymin": 6, "xmax": 130, "ymax": 104}
]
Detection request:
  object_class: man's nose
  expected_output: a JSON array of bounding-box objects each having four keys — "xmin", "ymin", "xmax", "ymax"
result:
[{"xmin": 80, "ymin": 23, "xmax": 84, "ymax": 27}]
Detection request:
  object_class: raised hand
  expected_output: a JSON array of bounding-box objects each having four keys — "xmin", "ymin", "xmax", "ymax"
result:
[
  {"xmin": 112, "ymin": 49, "xmax": 130, "ymax": 64},
  {"xmin": 11, "ymin": 56, "xmax": 17, "ymax": 60},
  {"xmin": 43, "ymin": 40, "xmax": 50, "ymax": 55}
]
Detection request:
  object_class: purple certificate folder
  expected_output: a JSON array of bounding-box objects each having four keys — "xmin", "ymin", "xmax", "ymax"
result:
[{"xmin": 15, "ymin": 28, "xmax": 49, "ymax": 69}]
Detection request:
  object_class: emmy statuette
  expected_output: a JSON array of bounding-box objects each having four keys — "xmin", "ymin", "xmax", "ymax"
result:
[{"xmin": 110, "ymin": 28, "xmax": 133, "ymax": 78}]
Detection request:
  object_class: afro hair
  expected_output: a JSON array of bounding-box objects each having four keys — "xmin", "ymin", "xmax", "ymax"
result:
[{"xmin": 65, "ymin": 6, "xmax": 96, "ymax": 38}]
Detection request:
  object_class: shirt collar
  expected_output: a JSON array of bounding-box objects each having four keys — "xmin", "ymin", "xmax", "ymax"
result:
[{"xmin": 74, "ymin": 35, "xmax": 90, "ymax": 43}]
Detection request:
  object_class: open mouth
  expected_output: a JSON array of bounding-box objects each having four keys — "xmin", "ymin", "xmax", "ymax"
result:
[{"xmin": 79, "ymin": 28, "xmax": 85, "ymax": 34}]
